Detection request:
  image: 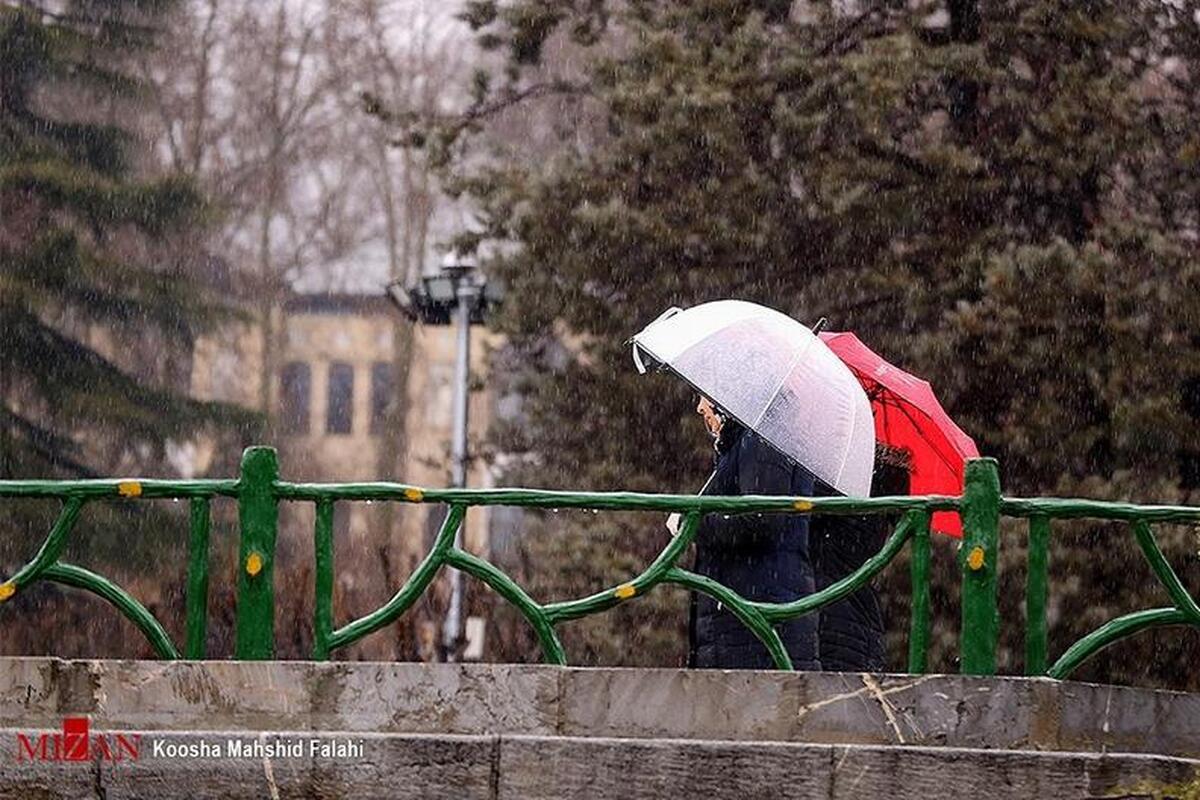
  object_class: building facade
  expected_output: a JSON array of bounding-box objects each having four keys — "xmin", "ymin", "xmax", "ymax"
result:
[{"xmin": 189, "ymin": 293, "xmax": 499, "ymax": 660}]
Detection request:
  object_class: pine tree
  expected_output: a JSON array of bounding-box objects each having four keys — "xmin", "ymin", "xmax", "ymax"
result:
[
  {"xmin": 1, "ymin": 0, "xmax": 242, "ymax": 479},
  {"xmin": 0, "ymin": 1, "xmax": 254, "ymax": 658}
]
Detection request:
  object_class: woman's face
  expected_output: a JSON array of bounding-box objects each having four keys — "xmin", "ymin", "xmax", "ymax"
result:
[{"xmin": 696, "ymin": 396, "xmax": 723, "ymax": 438}]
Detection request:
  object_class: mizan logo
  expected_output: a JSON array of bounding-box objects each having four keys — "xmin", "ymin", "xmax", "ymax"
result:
[{"xmin": 16, "ymin": 718, "xmax": 140, "ymax": 762}]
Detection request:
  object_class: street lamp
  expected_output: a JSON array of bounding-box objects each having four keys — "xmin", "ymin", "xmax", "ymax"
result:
[{"xmin": 385, "ymin": 251, "xmax": 502, "ymax": 661}]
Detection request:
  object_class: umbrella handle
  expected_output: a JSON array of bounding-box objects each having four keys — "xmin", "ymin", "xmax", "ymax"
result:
[{"xmin": 665, "ymin": 469, "xmax": 718, "ymax": 535}]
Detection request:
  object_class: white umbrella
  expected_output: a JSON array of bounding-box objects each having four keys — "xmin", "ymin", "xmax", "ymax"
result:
[{"xmin": 631, "ymin": 300, "xmax": 875, "ymax": 497}]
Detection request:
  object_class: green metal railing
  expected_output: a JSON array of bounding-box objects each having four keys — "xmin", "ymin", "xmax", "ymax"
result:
[{"xmin": 1, "ymin": 447, "xmax": 1198, "ymax": 679}]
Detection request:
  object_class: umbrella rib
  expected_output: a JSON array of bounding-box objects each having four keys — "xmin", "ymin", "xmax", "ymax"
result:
[
  {"xmin": 748, "ymin": 337, "xmax": 810, "ymax": 432},
  {"xmin": 888, "ymin": 398, "xmax": 963, "ymax": 475},
  {"xmin": 853, "ymin": 366, "xmax": 967, "ymax": 475},
  {"xmin": 831, "ymin": 373, "xmax": 865, "ymax": 492}
]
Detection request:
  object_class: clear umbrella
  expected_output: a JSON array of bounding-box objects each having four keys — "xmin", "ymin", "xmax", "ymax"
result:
[{"xmin": 631, "ymin": 300, "xmax": 875, "ymax": 497}]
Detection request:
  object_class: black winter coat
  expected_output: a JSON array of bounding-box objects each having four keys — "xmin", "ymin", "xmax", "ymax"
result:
[
  {"xmin": 688, "ymin": 424, "xmax": 820, "ymax": 670},
  {"xmin": 810, "ymin": 489, "xmax": 887, "ymax": 671},
  {"xmin": 809, "ymin": 458, "xmax": 909, "ymax": 672}
]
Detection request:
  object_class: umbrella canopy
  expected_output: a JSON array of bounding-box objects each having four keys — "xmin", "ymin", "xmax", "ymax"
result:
[
  {"xmin": 631, "ymin": 301, "xmax": 875, "ymax": 497},
  {"xmin": 818, "ymin": 330, "xmax": 980, "ymax": 537}
]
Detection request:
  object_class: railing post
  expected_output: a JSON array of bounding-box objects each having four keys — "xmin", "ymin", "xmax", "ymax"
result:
[
  {"xmin": 184, "ymin": 498, "xmax": 211, "ymax": 659},
  {"xmin": 235, "ymin": 446, "xmax": 279, "ymax": 660},
  {"xmin": 1025, "ymin": 515, "xmax": 1050, "ymax": 675},
  {"xmin": 312, "ymin": 498, "xmax": 334, "ymax": 661},
  {"xmin": 907, "ymin": 511, "xmax": 931, "ymax": 674},
  {"xmin": 959, "ymin": 457, "xmax": 1001, "ymax": 675}
]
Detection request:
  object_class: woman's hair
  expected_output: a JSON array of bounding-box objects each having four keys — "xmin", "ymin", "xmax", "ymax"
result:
[
  {"xmin": 871, "ymin": 443, "xmax": 912, "ymax": 496},
  {"xmin": 875, "ymin": 442, "xmax": 912, "ymax": 469},
  {"xmin": 715, "ymin": 415, "xmax": 745, "ymax": 454}
]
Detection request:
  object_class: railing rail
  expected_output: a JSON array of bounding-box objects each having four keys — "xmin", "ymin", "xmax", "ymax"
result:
[{"xmin": 1, "ymin": 447, "xmax": 1198, "ymax": 680}]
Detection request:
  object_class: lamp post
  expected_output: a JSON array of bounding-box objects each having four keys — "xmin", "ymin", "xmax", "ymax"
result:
[{"xmin": 385, "ymin": 252, "xmax": 501, "ymax": 661}]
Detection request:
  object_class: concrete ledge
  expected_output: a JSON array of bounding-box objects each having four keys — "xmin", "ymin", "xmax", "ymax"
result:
[
  {"xmin": 1, "ymin": 731, "xmax": 1196, "ymax": 800},
  {"xmin": 1, "ymin": 658, "xmax": 1198, "ymax": 758}
]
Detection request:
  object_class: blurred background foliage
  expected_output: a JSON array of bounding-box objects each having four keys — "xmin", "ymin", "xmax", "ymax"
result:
[{"xmin": 3, "ymin": 0, "xmax": 1200, "ymax": 688}]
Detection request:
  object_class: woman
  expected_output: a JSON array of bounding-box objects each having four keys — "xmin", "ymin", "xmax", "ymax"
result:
[{"xmin": 687, "ymin": 396, "xmax": 820, "ymax": 670}]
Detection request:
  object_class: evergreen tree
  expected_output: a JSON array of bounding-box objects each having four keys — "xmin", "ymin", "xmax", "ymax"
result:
[
  {"xmin": 1, "ymin": 0, "xmax": 241, "ymax": 480},
  {"xmin": 431, "ymin": 0, "xmax": 1200, "ymax": 684},
  {"xmin": 0, "ymin": 0, "xmax": 252, "ymax": 657}
]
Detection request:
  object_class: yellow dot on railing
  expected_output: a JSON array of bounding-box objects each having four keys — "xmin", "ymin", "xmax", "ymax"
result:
[
  {"xmin": 793, "ymin": 500, "xmax": 813, "ymax": 511},
  {"xmin": 0, "ymin": 583, "xmax": 14, "ymax": 602},
  {"xmin": 614, "ymin": 583, "xmax": 636, "ymax": 600},
  {"xmin": 245, "ymin": 552, "xmax": 264, "ymax": 577},
  {"xmin": 966, "ymin": 546, "xmax": 986, "ymax": 571},
  {"xmin": 403, "ymin": 488, "xmax": 424, "ymax": 502},
  {"xmin": 117, "ymin": 481, "xmax": 142, "ymax": 498}
]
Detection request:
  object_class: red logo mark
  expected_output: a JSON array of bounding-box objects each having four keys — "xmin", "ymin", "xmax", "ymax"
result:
[{"xmin": 16, "ymin": 717, "xmax": 139, "ymax": 762}]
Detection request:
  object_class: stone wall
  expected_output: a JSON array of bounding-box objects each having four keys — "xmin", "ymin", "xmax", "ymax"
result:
[{"xmin": 1, "ymin": 659, "xmax": 1197, "ymax": 799}]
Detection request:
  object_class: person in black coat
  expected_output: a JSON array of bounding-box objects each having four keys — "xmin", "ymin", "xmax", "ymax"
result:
[
  {"xmin": 687, "ymin": 397, "xmax": 820, "ymax": 670},
  {"xmin": 810, "ymin": 444, "xmax": 911, "ymax": 672}
]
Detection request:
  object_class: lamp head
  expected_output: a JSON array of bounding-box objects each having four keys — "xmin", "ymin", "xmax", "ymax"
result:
[{"xmin": 440, "ymin": 249, "xmax": 478, "ymax": 280}]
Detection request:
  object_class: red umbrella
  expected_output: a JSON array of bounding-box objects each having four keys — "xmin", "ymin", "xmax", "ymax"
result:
[{"xmin": 819, "ymin": 331, "xmax": 979, "ymax": 537}]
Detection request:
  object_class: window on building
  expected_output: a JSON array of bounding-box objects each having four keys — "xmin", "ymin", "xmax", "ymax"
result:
[
  {"xmin": 326, "ymin": 362, "xmax": 354, "ymax": 435},
  {"xmin": 279, "ymin": 362, "xmax": 311, "ymax": 435},
  {"xmin": 370, "ymin": 361, "xmax": 395, "ymax": 435}
]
